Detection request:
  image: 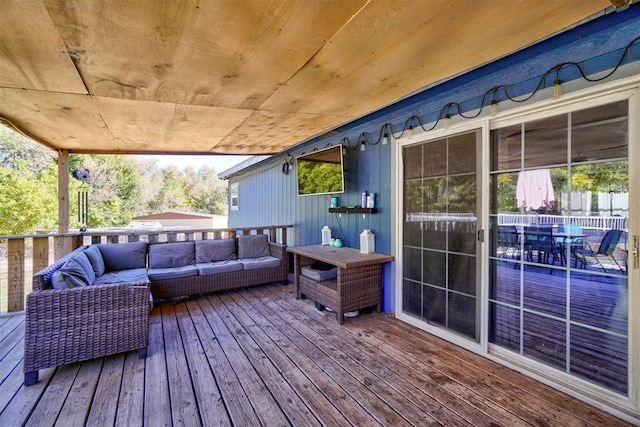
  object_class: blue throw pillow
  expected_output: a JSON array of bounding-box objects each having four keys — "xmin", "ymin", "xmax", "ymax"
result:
[
  {"xmin": 51, "ymin": 271, "xmax": 69, "ymax": 289},
  {"xmin": 84, "ymin": 245, "xmax": 105, "ymax": 276},
  {"xmin": 59, "ymin": 252, "xmax": 95, "ymax": 287},
  {"xmin": 238, "ymin": 235, "xmax": 270, "ymax": 259},
  {"xmin": 97, "ymin": 241, "xmax": 148, "ymax": 272}
]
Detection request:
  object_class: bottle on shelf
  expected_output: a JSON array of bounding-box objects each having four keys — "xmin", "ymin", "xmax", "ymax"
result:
[{"xmin": 368, "ymin": 192, "xmax": 376, "ymax": 208}]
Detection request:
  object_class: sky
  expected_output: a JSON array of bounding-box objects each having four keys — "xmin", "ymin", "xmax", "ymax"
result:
[{"xmin": 138, "ymin": 154, "xmax": 252, "ymax": 173}]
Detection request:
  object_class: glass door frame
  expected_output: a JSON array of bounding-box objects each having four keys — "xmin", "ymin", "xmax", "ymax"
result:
[
  {"xmin": 486, "ymin": 87, "xmax": 639, "ymax": 414},
  {"xmin": 393, "ymin": 80, "xmax": 639, "ymax": 418},
  {"xmin": 394, "ymin": 121, "xmax": 489, "ymax": 354}
]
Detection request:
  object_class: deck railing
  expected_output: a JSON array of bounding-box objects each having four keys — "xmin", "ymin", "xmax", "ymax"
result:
[
  {"xmin": 496, "ymin": 213, "xmax": 629, "ymax": 231},
  {"xmin": 405, "ymin": 212, "xmax": 629, "ymax": 231},
  {"xmin": 0, "ymin": 225, "xmax": 294, "ymax": 313}
]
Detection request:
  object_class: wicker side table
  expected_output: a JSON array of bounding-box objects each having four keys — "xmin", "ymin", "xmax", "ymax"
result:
[{"xmin": 288, "ymin": 245, "xmax": 393, "ymax": 324}]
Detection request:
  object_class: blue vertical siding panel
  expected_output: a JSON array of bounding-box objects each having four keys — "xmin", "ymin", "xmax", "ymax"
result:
[{"xmin": 227, "ymin": 7, "xmax": 640, "ymax": 315}]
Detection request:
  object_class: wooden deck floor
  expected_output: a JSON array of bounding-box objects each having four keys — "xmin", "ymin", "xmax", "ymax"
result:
[{"xmin": 0, "ymin": 283, "xmax": 632, "ymax": 426}]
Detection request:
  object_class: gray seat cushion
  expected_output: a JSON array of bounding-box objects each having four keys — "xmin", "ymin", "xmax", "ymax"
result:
[
  {"xmin": 238, "ymin": 234, "xmax": 270, "ymax": 259},
  {"xmin": 301, "ymin": 265, "xmax": 337, "ymax": 282},
  {"xmin": 196, "ymin": 260, "xmax": 243, "ymax": 275},
  {"xmin": 195, "ymin": 239, "xmax": 237, "ymax": 263},
  {"xmin": 239, "ymin": 256, "xmax": 281, "ymax": 270},
  {"xmin": 95, "ymin": 268, "xmax": 149, "ymax": 285},
  {"xmin": 149, "ymin": 241, "xmax": 196, "ymax": 268},
  {"xmin": 148, "ymin": 265, "xmax": 199, "ymax": 281},
  {"xmin": 97, "ymin": 241, "xmax": 148, "ymax": 272}
]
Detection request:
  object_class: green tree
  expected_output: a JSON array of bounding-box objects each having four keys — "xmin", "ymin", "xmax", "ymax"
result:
[
  {"xmin": 571, "ymin": 161, "xmax": 627, "ymax": 192},
  {"xmin": 0, "ymin": 127, "xmax": 54, "ymax": 172},
  {"xmin": 1, "ymin": 126, "xmax": 233, "ymax": 233},
  {"xmin": 297, "ymin": 161, "xmax": 342, "ymax": 195},
  {"xmin": 0, "ymin": 128, "xmax": 59, "ymax": 234},
  {"xmin": 183, "ymin": 166, "xmax": 228, "ymax": 214},
  {"xmin": 146, "ymin": 166, "xmax": 191, "ymax": 213},
  {"xmin": 0, "ymin": 168, "xmax": 51, "ymax": 235},
  {"xmin": 76, "ymin": 155, "xmax": 141, "ymax": 227}
]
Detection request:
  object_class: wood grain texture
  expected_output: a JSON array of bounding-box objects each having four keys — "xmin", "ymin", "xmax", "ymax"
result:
[
  {"xmin": 0, "ymin": 284, "xmax": 634, "ymax": 425},
  {"xmin": 0, "ymin": 0, "xmax": 611, "ymax": 155}
]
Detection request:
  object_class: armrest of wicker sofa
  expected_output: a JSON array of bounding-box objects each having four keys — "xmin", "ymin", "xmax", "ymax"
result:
[
  {"xmin": 23, "ymin": 280, "xmax": 150, "ymax": 385},
  {"xmin": 269, "ymin": 242, "xmax": 289, "ymax": 284}
]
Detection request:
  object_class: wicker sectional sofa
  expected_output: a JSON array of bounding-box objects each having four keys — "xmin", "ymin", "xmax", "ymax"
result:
[
  {"xmin": 24, "ymin": 234, "xmax": 288, "ymax": 385},
  {"xmin": 148, "ymin": 235, "xmax": 289, "ymax": 299}
]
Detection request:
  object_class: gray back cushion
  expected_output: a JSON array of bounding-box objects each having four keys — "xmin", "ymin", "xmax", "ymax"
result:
[
  {"xmin": 149, "ymin": 241, "xmax": 196, "ymax": 269},
  {"xmin": 237, "ymin": 234, "xmax": 270, "ymax": 259},
  {"xmin": 195, "ymin": 239, "xmax": 237, "ymax": 263},
  {"xmin": 84, "ymin": 245, "xmax": 105, "ymax": 276},
  {"xmin": 97, "ymin": 241, "xmax": 148, "ymax": 272}
]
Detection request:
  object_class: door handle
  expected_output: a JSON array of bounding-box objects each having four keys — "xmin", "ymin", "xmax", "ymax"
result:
[{"xmin": 633, "ymin": 235, "xmax": 639, "ymax": 269}]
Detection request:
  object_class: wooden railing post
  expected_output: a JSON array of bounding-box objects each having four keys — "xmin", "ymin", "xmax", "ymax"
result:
[
  {"xmin": 54, "ymin": 235, "xmax": 76, "ymax": 261},
  {"xmin": 32, "ymin": 237, "xmax": 50, "ymax": 275},
  {"xmin": 7, "ymin": 238, "xmax": 25, "ymax": 312}
]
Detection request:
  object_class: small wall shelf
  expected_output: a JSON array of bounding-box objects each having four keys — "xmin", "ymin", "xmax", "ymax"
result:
[{"xmin": 329, "ymin": 207, "xmax": 377, "ymax": 214}]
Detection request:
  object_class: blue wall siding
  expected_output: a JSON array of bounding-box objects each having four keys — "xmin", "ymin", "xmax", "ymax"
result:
[
  {"xmin": 228, "ymin": 5, "xmax": 640, "ymax": 314},
  {"xmin": 231, "ymin": 139, "xmax": 393, "ymax": 251}
]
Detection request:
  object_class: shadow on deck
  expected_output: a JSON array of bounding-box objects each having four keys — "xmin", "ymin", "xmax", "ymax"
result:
[{"xmin": 0, "ymin": 283, "xmax": 632, "ymax": 426}]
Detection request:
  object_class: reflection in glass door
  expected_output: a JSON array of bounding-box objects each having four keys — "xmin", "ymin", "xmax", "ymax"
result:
[
  {"xmin": 489, "ymin": 101, "xmax": 629, "ymax": 394},
  {"xmin": 402, "ymin": 130, "xmax": 480, "ymax": 341}
]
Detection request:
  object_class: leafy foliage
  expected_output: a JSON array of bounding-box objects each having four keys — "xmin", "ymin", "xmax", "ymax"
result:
[
  {"xmin": 0, "ymin": 127, "xmax": 230, "ymax": 234},
  {"xmin": 297, "ymin": 161, "xmax": 343, "ymax": 195}
]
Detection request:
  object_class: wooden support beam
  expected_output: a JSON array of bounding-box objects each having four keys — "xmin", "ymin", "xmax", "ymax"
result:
[{"xmin": 58, "ymin": 150, "xmax": 69, "ymax": 233}]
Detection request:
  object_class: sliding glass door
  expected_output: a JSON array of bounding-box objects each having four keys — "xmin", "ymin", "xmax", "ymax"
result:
[
  {"xmin": 488, "ymin": 100, "xmax": 630, "ymax": 394},
  {"xmin": 401, "ymin": 130, "xmax": 480, "ymax": 342}
]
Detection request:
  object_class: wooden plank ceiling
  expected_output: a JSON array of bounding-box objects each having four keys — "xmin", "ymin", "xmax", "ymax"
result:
[{"xmin": 0, "ymin": 0, "xmax": 613, "ymax": 155}]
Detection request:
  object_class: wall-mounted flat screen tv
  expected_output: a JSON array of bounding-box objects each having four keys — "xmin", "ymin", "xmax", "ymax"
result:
[{"xmin": 296, "ymin": 145, "xmax": 345, "ymax": 196}]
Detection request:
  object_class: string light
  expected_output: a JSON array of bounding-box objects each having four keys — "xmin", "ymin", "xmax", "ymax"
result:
[
  {"xmin": 490, "ymin": 99, "xmax": 499, "ymax": 116},
  {"xmin": 552, "ymin": 78, "xmax": 562, "ymax": 98},
  {"xmin": 322, "ymin": 35, "xmax": 639, "ymax": 154}
]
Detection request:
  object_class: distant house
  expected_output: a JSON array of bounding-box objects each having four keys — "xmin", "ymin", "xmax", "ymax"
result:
[{"xmin": 128, "ymin": 212, "xmax": 227, "ymax": 229}]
